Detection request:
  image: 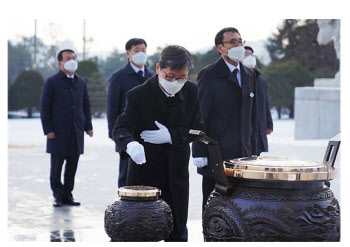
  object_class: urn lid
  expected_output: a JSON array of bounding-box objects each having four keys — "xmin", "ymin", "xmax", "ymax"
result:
[
  {"xmin": 118, "ymin": 186, "xmax": 161, "ymax": 197},
  {"xmin": 224, "ymin": 156, "xmax": 337, "ymax": 182}
]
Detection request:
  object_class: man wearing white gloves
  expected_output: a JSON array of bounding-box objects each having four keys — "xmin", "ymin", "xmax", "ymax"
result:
[{"xmin": 113, "ymin": 45, "xmax": 204, "ymax": 242}]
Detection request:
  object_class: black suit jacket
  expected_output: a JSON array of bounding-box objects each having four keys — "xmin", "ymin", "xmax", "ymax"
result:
[
  {"xmin": 112, "ymin": 75, "xmax": 204, "ymax": 234},
  {"xmin": 255, "ymin": 69, "xmax": 273, "ymax": 153},
  {"xmin": 192, "ymin": 57, "xmax": 258, "ymax": 178},
  {"xmin": 113, "ymin": 74, "xmax": 204, "ymax": 156},
  {"xmin": 40, "ymin": 70, "xmax": 93, "ymax": 155},
  {"xmin": 107, "ymin": 62, "xmax": 155, "ymax": 140}
]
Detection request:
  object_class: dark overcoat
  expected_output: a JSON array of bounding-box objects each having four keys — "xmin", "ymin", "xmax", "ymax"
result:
[
  {"xmin": 113, "ymin": 74, "xmax": 204, "ymax": 237},
  {"xmin": 192, "ymin": 58, "xmax": 258, "ymax": 179},
  {"xmin": 255, "ymin": 69, "xmax": 273, "ymax": 153},
  {"xmin": 107, "ymin": 63, "xmax": 155, "ymax": 140},
  {"xmin": 40, "ymin": 70, "xmax": 93, "ymax": 156}
]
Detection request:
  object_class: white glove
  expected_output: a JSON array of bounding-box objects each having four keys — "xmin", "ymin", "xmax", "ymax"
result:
[
  {"xmin": 193, "ymin": 157, "xmax": 208, "ymax": 168},
  {"xmin": 126, "ymin": 141, "xmax": 146, "ymax": 165},
  {"xmin": 140, "ymin": 121, "xmax": 172, "ymax": 144}
]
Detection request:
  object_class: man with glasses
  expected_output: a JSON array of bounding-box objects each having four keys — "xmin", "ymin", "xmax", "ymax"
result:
[
  {"xmin": 192, "ymin": 27, "xmax": 258, "ymax": 213},
  {"xmin": 107, "ymin": 38, "xmax": 155, "ymax": 188},
  {"xmin": 113, "ymin": 45, "xmax": 204, "ymax": 241}
]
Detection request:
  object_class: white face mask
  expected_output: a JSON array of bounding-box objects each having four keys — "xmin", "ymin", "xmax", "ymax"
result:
[
  {"xmin": 243, "ymin": 55, "xmax": 257, "ymax": 68},
  {"xmin": 131, "ymin": 51, "xmax": 148, "ymax": 66},
  {"xmin": 63, "ymin": 59, "xmax": 78, "ymax": 72},
  {"xmin": 158, "ymin": 74, "xmax": 186, "ymax": 95},
  {"xmin": 222, "ymin": 46, "xmax": 245, "ymax": 62}
]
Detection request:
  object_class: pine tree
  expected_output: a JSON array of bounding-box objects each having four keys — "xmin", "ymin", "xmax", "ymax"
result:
[
  {"xmin": 9, "ymin": 70, "xmax": 44, "ymax": 118},
  {"xmin": 76, "ymin": 60, "xmax": 107, "ymax": 117}
]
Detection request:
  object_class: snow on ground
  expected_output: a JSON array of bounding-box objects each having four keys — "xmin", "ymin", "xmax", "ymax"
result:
[{"xmin": 7, "ymin": 118, "xmax": 341, "ymax": 242}]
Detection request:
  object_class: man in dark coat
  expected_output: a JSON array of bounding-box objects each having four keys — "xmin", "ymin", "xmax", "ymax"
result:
[
  {"xmin": 243, "ymin": 46, "xmax": 273, "ymax": 156},
  {"xmin": 40, "ymin": 49, "xmax": 93, "ymax": 207},
  {"xmin": 192, "ymin": 27, "xmax": 258, "ymax": 213},
  {"xmin": 113, "ymin": 45, "xmax": 204, "ymax": 241},
  {"xmin": 107, "ymin": 38, "xmax": 155, "ymax": 188}
]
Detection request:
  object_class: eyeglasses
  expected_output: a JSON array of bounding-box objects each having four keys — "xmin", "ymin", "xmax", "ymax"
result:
[
  {"xmin": 160, "ymin": 70, "xmax": 188, "ymax": 83},
  {"xmin": 221, "ymin": 39, "xmax": 246, "ymax": 46}
]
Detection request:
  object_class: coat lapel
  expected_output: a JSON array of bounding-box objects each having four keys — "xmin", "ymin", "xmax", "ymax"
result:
[
  {"xmin": 215, "ymin": 58, "xmax": 241, "ymax": 88},
  {"xmin": 240, "ymin": 63, "xmax": 248, "ymax": 116},
  {"xmin": 240, "ymin": 63, "xmax": 256, "ymax": 98}
]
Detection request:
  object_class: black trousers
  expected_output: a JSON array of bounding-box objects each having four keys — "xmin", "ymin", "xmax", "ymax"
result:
[
  {"xmin": 202, "ymin": 176, "xmax": 216, "ymax": 213},
  {"xmin": 50, "ymin": 154, "xmax": 80, "ymax": 200},
  {"xmin": 126, "ymin": 147, "xmax": 190, "ymax": 242},
  {"xmin": 118, "ymin": 156, "xmax": 129, "ymax": 188}
]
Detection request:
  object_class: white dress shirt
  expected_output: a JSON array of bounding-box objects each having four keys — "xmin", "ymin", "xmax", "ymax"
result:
[
  {"xmin": 130, "ymin": 62, "xmax": 145, "ymax": 77},
  {"xmin": 224, "ymin": 60, "xmax": 242, "ymax": 87},
  {"xmin": 65, "ymin": 73, "xmax": 75, "ymax": 79}
]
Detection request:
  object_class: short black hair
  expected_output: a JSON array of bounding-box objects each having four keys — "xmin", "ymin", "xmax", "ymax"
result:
[
  {"xmin": 159, "ymin": 45, "xmax": 194, "ymax": 71},
  {"xmin": 57, "ymin": 49, "xmax": 76, "ymax": 61},
  {"xmin": 215, "ymin": 27, "xmax": 241, "ymax": 46},
  {"xmin": 244, "ymin": 46, "xmax": 254, "ymax": 53},
  {"xmin": 125, "ymin": 38, "xmax": 147, "ymax": 51}
]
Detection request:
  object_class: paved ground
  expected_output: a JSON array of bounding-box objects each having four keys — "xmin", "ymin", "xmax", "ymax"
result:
[{"xmin": 7, "ymin": 118, "xmax": 341, "ymax": 242}]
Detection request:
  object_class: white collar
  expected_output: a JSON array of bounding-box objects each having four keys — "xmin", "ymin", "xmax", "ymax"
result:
[
  {"xmin": 65, "ymin": 73, "xmax": 75, "ymax": 79},
  {"xmin": 224, "ymin": 60, "xmax": 240, "ymax": 73},
  {"xmin": 162, "ymin": 90, "xmax": 175, "ymax": 97},
  {"xmin": 130, "ymin": 62, "xmax": 145, "ymax": 74}
]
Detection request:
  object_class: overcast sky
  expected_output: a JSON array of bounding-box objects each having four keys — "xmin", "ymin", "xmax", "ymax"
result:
[
  {"xmin": 8, "ymin": 17, "xmax": 283, "ymax": 56},
  {"xmin": 6, "ymin": 0, "xmax": 287, "ymax": 60},
  {"xmin": 7, "ymin": 0, "xmax": 347, "ymax": 62}
]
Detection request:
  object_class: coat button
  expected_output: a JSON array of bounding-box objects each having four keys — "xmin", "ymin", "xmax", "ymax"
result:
[
  {"xmin": 73, "ymin": 105, "xmax": 75, "ymax": 109},
  {"xmin": 183, "ymin": 136, "xmax": 187, "ymax": 140}
]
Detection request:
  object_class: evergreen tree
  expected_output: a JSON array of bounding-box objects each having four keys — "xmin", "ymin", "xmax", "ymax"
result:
[
  {"xmin": 8, "ymin": 37, "xmax": 60, "ymax": 84},
  {"xmin": 191, "ymin": 47, "xmax": 220, "ymax": 82},
  {"xmin": 76, "ymin": 60, "xmax": 107, "ymax": 117},
  {"xmin": 264, "ymin": 19, "xmax": 339, "ymax": 118},
  {"xmin": 266, "ymin": 19, "xmax": 338, "ymax": 77},
  {"xmin": 9, "ymin": 70, "xmax": 44, "ymax": 118},
  {"xmin": 98, "ymin": 49, "xmax": 128, "ymax": 80},
  {"xmin": 263, "ymin": 60, "xmax": 313, "ymax": 118},
  {"xmin": 8, "ymin": 40, "xmax": 33, "ymax": 85}
]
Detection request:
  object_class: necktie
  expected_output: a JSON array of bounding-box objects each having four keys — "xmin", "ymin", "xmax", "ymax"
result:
[
  {"xmin": 232, "ymin": 68, "xmax": 240, "ymax": 87},
  {"xmin": 137, "ymin": 70, "xmax": 144, "ymax": 82}
]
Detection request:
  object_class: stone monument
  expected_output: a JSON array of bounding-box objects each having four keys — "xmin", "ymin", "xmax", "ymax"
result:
[{"xmin": 294, "ymin": 19, "xmax": 340, "ymax": 140}]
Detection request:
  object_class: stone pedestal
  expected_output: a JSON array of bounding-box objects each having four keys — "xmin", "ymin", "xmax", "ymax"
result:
[{"xmin": 294, "ymin": 78, "xmax": 340, "ymax": 140}]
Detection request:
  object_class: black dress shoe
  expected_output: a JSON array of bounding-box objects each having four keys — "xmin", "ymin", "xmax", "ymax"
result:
[
  {"xmin": 63, "ymin": 197, "xmax": 80, "ymax": 206},
  {"xmin": 53, "ymin": 198, "xmax": 63, "ymax": 207}
]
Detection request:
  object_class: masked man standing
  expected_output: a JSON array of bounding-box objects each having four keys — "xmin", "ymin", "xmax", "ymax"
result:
[
  {"xmin": 40, "ymin": 49, "xmax": 93, "ymax": 207},
  {"xmin": 107, "ymin": 38, "xmax": 155, "ymax": 188},
  {"xmin": 113, "ymin": 45, "xmax": 204, "ymax": 241},
  {"xmin": 192, "ymin": 27, "xmax": 258, "ymax": 213}
]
